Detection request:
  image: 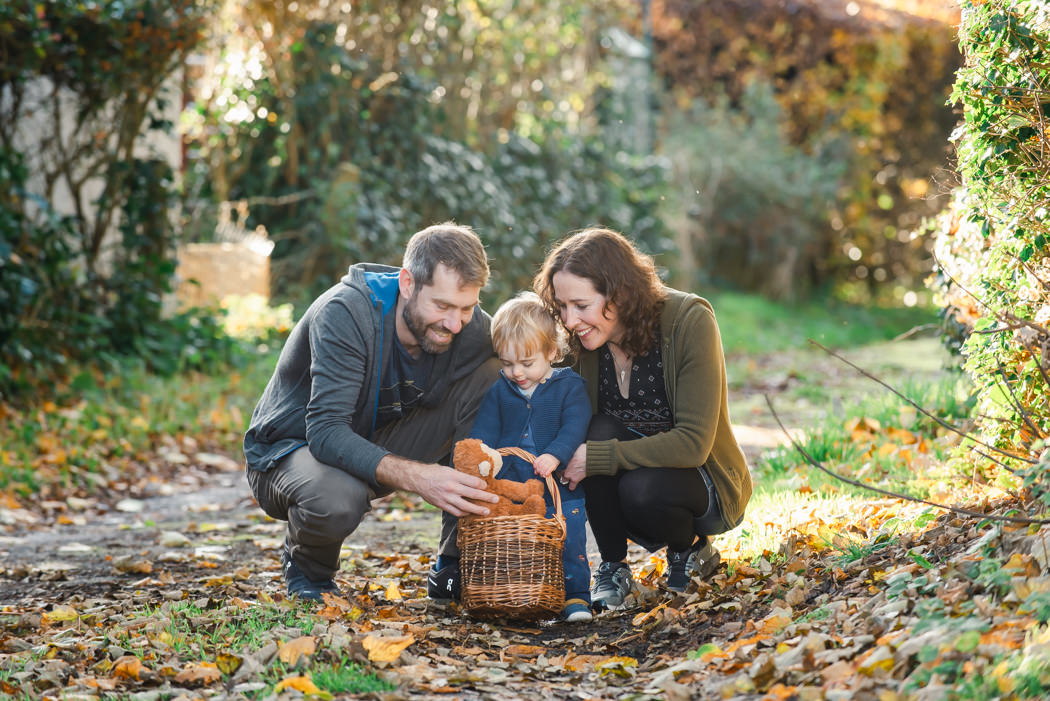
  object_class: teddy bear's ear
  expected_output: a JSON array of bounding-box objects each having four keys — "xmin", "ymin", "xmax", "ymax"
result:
[
  {"xmin": 478, "ymin": 460, "xmax": 491, "ymax": 477},
  {"xmin": 479, "ymin": 443, "xmax": 504, "ymax": 477}
]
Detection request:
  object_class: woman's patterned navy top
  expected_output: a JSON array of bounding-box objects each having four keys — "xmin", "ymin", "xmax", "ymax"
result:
[{"xmin": 597, "ymin": 343, "xmax": 673, "ymax": 437}]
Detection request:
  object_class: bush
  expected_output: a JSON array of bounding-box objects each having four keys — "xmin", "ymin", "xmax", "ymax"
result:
[
  {"xmin": 662, "ymin": 82, "xmax": 846, "ymax": 299},
  {"xmin": 0, "ymin": 1, "xmax": 232, "ymax": 399},
  {"xmin": 186, "ymin": 19, "xmax": 672, "ymax": 309},
  {"xmin": 929, "ymin": 0, "xmax": 1050, "ymax": 472}
]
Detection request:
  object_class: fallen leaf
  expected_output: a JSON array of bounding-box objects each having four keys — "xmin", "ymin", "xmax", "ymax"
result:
[
  {"xmin": 278, "ymin": 636, "xmax": 317, "ymax": 665},
  {"xmin": 385, "ymin": 581, "xmax": 403, "ymax": 600},
  {"xmin": 42, "ymin": 605, "xmax": 79, "ymax": 626},
  {"xmin": 113, "ymin": 556, "xmax": 152, "ymax": 574},
  {"xmin": 595, "ymin": 656, "xmax": 638, "ymax": 678},
  {"xmin": 174, "ymin": 662, "xmax": 222, "ymax": 686},
  {"xmin": 362, "ymin": 633, "xmax": 415, "ymax": 663},
  {"xmin": 112, "ymin": 655, "xmax": 147, "ymax": 681},
  {"xmin": 274, "ymin": 674, "xmax": 332, "ymax": 698},
  {"xmin": 499, "ymin": 644, "xmax": 545, "ymax": 662},
  {"xmin": 215, "ymin": 652, "xmax": 242, "ymax": 676}
]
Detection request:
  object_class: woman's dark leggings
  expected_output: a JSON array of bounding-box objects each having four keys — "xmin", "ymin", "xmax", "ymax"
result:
[{"xmin": 582, "ymin": 415, "xmax": 711, "ymax": 561}]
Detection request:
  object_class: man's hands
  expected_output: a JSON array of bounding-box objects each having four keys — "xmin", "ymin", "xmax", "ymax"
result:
[
  {"xmin": 532, "ymin": 453, "xmax": 560, "ymax": 478},
  {"xmin": 561, "ymin": 443, "xmax": 587, "ymax": 490},
  {"xmin": 376, "ymin": 455, "xmax": 498, "ymax": 517}
]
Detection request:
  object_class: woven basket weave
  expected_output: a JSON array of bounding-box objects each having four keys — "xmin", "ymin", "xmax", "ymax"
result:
[{"xmin": 457, "ymin": 447, "xmax": 566, "ymax": 620}]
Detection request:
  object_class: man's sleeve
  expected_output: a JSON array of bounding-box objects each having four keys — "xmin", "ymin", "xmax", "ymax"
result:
[{"xmin": 304, "ymin": 296, "xmax": 390, "ymax": 488}]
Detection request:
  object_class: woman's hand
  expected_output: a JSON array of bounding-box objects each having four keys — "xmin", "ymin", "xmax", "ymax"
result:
[
  {"xmin": 533, "ymin": 453, "xmax": 560, "ymax": 478},
  {"xmin": 561, "ymin": 443, "xmax": 587, "ymax": 490}
]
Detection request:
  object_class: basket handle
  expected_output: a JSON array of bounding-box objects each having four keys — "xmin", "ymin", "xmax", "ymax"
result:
[{"xmin": 496, "ymin": 447, "xmax": 564, "ymax": 526}]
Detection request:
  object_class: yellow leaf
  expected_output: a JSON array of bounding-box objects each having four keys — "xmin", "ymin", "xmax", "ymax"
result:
[
  {"xmin": 278, "ymin": 636, "xmax": 317, "ymax": 665},
  {"xmin": 274, "ymin": 675, "xmax": 332, "ymax": 698},
  {"xmin": 384, "ymin": 581, "xmax": 403, "ymax": 600},
  {"xmin": 595, "ymin": 656, "xmax": 638, "ymax": 678},
  {"xmin": 215, "ymin": 652, "xmax": 242, "ymax": 676},
  {"xmin": 130, "ymin": 416, "xmax": 149, "ymax": 430},
  {"xmin": 362, "ymin": 633, "xmax": 415, "ymax": 663},
  {"xmin": 204, "ymin": 575, "xmax": 233, "ymax": 587},
  {"xmin": 43, "ymin": 604, "xmax": 79, "ymax": 626}
]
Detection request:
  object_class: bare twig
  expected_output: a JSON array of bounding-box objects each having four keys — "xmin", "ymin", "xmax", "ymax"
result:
[
  {"xmin": 995, "ymin": 359, "xmax": 1047, "ymax": 441},
  {"xmin": 765, "ymin": 395, "xmax": 1050, "ymax": 525},
  {"xmin": 808, "ymin": 339, "xmax": 1037, "ymax": 465},
  {"xmin": 932, "ymin": 250, "xmax": 1049, "ymax": 339},
  {"xmin": 1019, "ymin": 333, "xmax": 1050, "ymax": 390},
  {"xmin": 971, "ymin": 447, "xmax": 1022, "ymax": 476},
  {"xmin": 890, "ymin": 324, "xmax": 939, "ymax": 342}
]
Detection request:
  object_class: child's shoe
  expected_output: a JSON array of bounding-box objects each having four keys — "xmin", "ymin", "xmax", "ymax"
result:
[{"xmin": 562, "ymin": 598, "xmax": 593, "ymax": 623}]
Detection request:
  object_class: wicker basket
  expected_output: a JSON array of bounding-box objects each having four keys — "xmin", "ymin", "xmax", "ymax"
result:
[{"xmin": 457, "ymin": 447, "xmax": 566, "ymax": 620}]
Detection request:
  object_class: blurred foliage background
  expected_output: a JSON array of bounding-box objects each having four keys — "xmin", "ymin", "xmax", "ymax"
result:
[{"xmin": 5, "ymin": 0, "xmax": 1021, "ymax": 411}]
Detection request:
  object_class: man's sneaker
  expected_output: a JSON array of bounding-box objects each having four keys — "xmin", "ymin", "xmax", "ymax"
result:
[
  {"xmin": 562, "ymin": 598, "xmax": 593, "ymax": 623},
  {"xmin": 590, "ymin": 561, "xmax": 633, "ymax": 610},
  {"xmin": 666, "ymin": 538, "xmax": 721, "ymax": 592},
  {"xmin": 281, "ymin": 550, "xmax": 339, "ymax": 602},
  {"xmin": 427, "ymin": 561, "xmax": 461, "ymax": 601}
]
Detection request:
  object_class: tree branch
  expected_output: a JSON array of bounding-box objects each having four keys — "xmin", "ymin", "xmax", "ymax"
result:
[
  {"xmin": 808, "ymin": 339, "xmax": 1037, "ymax": 465},
  {"xmin": 764, "ymin": 395, "xmax": 1050, "ymax": 525}
]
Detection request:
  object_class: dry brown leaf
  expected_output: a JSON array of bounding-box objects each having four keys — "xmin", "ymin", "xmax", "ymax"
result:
[
  {"xmin": 174, "ymin": 662, "xmax": 222, "ymax": 686},
  {"xmin": 114, "ymin": 557, "xmax": 153, "ymax": 574},
  {"xmin": 362, "ymin": 633, "xmax": 414, "ymax": 663},
  {"xmin": 499, "ymin": 644, "xmax": 545, "ymax": 661},
  {"xmin": 111, "ymin": 655, "xmax": 147, "ymax": 681},
  {"xmin": 278, "ymin": 636, "xmax": 317, "ymax": 665}
]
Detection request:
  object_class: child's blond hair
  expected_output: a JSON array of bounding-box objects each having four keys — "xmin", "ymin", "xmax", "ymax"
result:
[{"xmin": 491, "ymin": 291, "xmax": 569, "ymax": 362}]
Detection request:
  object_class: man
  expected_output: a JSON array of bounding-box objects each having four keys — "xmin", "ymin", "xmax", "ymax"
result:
[{"xmin": 244, "ymin": 223, "xmax": 500, "ymax": 600}]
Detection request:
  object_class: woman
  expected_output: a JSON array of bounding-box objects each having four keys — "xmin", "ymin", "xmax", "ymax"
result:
[{"xmin": 534, "ymin": 228, "xmax": 752, "ymax": 609}]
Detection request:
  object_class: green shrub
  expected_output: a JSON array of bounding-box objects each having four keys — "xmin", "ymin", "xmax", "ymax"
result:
[
  {"xmin": 0, "ymin": 1, "xmax": 229, "ymax": 398},
  {"xmin": 662, "ymin": 82, "xmax": 846, "ymax": 300},
  {"xmin": 928, "ymin": 0, "xmax": 1050, "ymax": 473},
  {"xmin": 186, "ymin": 19, "xmax": 672, "ymax": 309}
]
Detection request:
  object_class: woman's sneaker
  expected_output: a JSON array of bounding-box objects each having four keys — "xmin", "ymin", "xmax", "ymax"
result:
[
  {"xmin": 562, "ymin": 598, "xmax": 593, "ymax": 623},
  {"xmin": 666, "ymin": 538, "xmax": 720, "ymax": 592},
  {"xmin": 590, "ymin": 561, "xmax": 633, "ymax": 610}
]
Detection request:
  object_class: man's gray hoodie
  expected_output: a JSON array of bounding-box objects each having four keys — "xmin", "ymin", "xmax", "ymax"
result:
[{"xmin": 243, "ymin": 263, "xmax": 494, "ymax": 489}]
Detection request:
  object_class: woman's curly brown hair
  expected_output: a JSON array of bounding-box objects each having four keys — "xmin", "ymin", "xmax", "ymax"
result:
[{"xmin": 533, "ymin": 228, "xmax": 667, "ymax": 357}]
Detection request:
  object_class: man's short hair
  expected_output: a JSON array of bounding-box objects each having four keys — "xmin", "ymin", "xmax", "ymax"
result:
[{"xmin": 403, "ymin": 222, "xmax": 489, "ymax": 288}]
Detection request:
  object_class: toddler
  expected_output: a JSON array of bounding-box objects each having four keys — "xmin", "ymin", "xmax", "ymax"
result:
[{"xmin": 470, "ymin": 292, "xmax": 593, "ymax": 622}]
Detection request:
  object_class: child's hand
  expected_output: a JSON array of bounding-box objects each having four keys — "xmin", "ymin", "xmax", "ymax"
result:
[{"xmin": 533, "ymin": 453, "xmax": 560, "ymax": 478}]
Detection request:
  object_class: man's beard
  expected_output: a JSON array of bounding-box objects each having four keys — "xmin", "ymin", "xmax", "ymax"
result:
[{"xmin": 402, "ymin": 296, "xmax": 454, "ymax": 354}]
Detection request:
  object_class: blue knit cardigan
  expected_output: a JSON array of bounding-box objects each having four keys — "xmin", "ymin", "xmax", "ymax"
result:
[{"xmin": 469, "ymin": 367, "xmax": 591, "ymax": 470}]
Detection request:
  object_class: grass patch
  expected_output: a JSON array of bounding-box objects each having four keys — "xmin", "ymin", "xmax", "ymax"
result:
[
  {"xmin": 707, "ymin": 289, "xmax": 937, "ymax": 354},
  {"xmin": 100, "ymin": 598, "xmax": 394, "ymax": 699},
  {"xmin": 0, "ymin": 346, "xmax": 278, "ymax": 496},
  {"xmin": 752, "ymin": 374, "xmax": 974, "ymax": 500},
  {"xmin": 720, "ymin": 487, "xmax": 875, "ymax": 562}
]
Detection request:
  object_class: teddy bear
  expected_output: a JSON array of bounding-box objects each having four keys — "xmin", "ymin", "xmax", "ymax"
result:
[{"xmin": 453, "ymin": 438, "xmax": 546, "ymax": 520}]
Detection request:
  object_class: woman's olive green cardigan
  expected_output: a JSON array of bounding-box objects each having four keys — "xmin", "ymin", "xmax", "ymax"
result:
[{"xmin": 575, "ymin": 289, "xmax": 752, "ymax": 527}]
